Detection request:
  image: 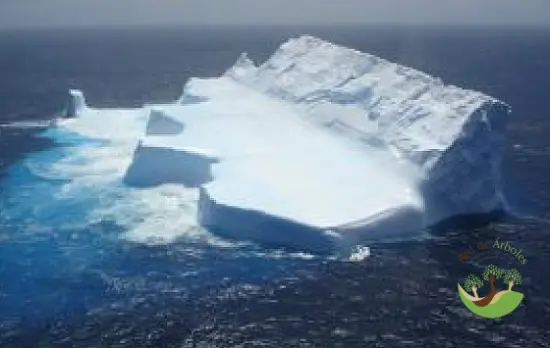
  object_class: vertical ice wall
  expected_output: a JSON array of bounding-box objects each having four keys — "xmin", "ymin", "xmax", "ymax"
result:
[{"xmin": 65, "ymin": 89, "xmax": 87, "ymax": 118}]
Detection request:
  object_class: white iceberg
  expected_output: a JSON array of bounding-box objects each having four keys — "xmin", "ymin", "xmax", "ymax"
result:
[
  {"xmin": 65, "ymin": 89, "xmax": 87, "ymax": 118},
  {"xmin": 59, "ymin": 36, "xmax": 510, "ymax": 252}
]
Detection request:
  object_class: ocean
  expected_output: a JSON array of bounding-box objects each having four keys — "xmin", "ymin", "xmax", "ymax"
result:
[{"xmin": 0, "ymin": 25, "xmax": 549, "ymax": 347}]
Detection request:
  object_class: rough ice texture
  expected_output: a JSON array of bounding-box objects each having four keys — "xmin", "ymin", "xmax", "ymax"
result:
[
  {"xmin": 225, "ymin": 36, "xmax": 511, "ymax": 217},
  {"xmin": 65, "ymin": 36, "xmax": 510, "ymax": 252}
]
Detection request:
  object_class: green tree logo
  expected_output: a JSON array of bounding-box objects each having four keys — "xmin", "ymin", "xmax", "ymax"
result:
[
  {"xmin": 457, "ymin": 265, "xmax": 524, "ymax": 318},
  {"xmin": 503, "ymin": 268, "xmax": 523, "ymax": 291},
  {"xmin": 464, "ymin": 274, "xmax": 483, "ymax": 299}
]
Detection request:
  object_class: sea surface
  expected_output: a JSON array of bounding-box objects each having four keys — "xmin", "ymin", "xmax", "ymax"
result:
[{"xmin": 0, "ymin": 25, "xmax": 550, "ymax": 347}]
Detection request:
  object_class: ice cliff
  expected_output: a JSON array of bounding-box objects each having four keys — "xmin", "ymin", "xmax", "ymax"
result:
[
  {"xmin": 225, "ymin": 36, "xmax": 510, "ymax": 217},
  {"xmin": 63, "ymin": 36, "xmax": 511, "ymax": 252}
]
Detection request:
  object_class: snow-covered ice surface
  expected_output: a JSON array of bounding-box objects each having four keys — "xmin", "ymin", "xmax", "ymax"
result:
[
  {"xmin": 226, "ymin": 36, "xmax": 510, "ymax": 214},
  {"xmin": 38, "ymin": 36, "xmax": 510, "ymax": 253}
]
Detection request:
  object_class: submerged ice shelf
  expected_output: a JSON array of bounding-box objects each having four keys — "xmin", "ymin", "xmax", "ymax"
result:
[{"xmin": 60, "ymin": 36, "xmax": 511, "ymax": 252}]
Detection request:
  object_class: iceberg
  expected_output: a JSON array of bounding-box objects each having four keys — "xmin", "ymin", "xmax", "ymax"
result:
[
  {"xmin": 60, "ymin": 36, "xmax": 510, "ymax": 252},
  {"xmin": 65, "ymin": 89, "xmax": 87, "ymax": 118}
]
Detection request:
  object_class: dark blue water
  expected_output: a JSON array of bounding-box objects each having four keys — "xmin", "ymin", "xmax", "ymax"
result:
[{"xmin": 1, "ymin": 26, "xmax": 550, "ymax": 347}]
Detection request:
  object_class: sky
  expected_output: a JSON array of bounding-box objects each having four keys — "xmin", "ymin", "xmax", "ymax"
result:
[{"xmin": 1, "ymin": 0, "xmax": 549, "ymax": 29}]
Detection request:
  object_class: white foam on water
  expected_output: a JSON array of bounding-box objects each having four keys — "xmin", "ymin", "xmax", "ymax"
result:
[
  {"xmin": 2, "ymin": 107, "xmax": 231, "ymax": 248},
  {"xmin": 348, "ymin": 245, "xmax": 371, "ymax": 262},
  {"xmin": 1, "ymin": 112, "xmax": 368, "ymax": 260},
  {"xmin": 0, "ymin": 120, "xmax": 55, "ymax": 129}
]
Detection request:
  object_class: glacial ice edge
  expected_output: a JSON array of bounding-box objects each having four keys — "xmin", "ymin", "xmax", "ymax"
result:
[{"xmin": 59, "ymin": 35, "xmax": 511, "ymax": 252}]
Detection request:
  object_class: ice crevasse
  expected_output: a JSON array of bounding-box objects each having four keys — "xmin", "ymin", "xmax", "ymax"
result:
[{"xmin": 63, "ymin": 36, "xmax": 511, "ymax": 252}]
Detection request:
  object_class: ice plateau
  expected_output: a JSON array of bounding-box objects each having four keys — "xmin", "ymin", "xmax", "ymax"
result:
[{"xmin": 59, "ymin": 36, "xmax": 510, "ymax": 252}]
